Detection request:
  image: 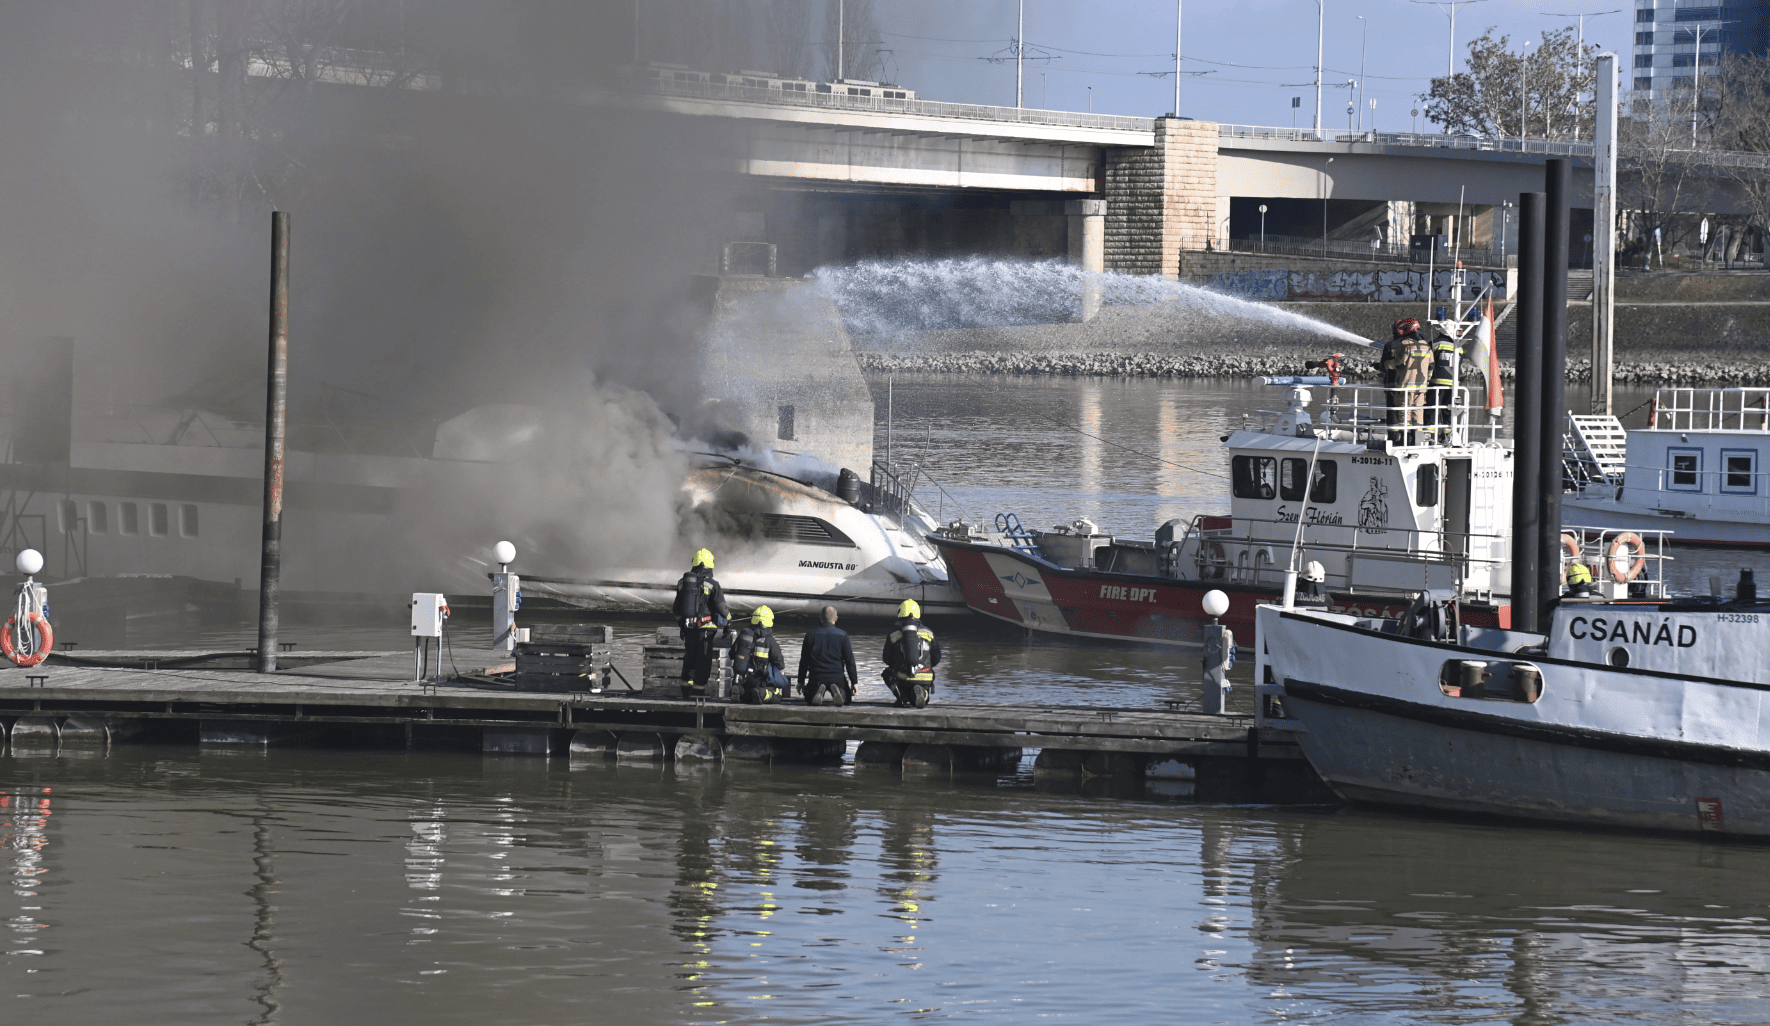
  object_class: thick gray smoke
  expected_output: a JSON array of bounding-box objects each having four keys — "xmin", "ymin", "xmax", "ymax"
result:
[{"xmin": 0, "ymin": 2, "xmax": 776, "ymax": 589}]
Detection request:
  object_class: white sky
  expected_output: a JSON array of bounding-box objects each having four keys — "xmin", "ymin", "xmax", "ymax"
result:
[{"xmin": 876, "ymin": 0, "xmax": 1631, "ymax": 129}]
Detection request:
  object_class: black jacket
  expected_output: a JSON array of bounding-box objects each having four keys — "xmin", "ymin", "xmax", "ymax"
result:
[
  {"xmin": 797, "ymin": 623, "xmax": 858, "ymax": 685},
  {"xmin": 882, "ymin": 618, "xmax": 942, "ymax": 675},
  {"xmin": 731, "ymin": 625, "xmax": 784, "ymax": 677},
  {"xmin": 671, "ymin": 568, "xmax": 729, "ymax": 627}
]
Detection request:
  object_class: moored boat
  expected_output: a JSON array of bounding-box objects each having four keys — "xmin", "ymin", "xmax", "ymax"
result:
[
  {"xmin": 930, "ymin": 376, "xmax": 1519, "ymax": 643},
  {"xmin": 1563, "ymin": 387, "xmax": 1770, "ymax": 548},
  {"xmin": 1254, "ymin": 566, "xmax": 1770, "ymax": 838}
]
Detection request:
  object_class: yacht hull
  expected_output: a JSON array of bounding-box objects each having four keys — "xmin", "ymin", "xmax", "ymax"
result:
[{"xmin": 1563, "ymin": 497, "xmax": 1770, "ymax": 548}]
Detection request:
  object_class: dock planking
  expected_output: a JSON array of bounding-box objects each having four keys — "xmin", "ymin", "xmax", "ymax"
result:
[{"xmin": 0, "ymin": 650, "xmax": 1304, "ymax": 768}]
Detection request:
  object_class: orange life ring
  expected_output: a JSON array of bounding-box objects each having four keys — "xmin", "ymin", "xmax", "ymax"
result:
[
  {"xmin": 1607, "ymin": 532, "xmax": 1647, "ymax": 582},
  {"xmin": 1, "ymin": 611, "xmax": 53, "ymax": 667},
  {"xmin": 1559, "ymin": 533, "xmax": 1582, "ymax": 582},
  {"xmin": 1197, "ymin": 541, "xmax": 1227, "ymax": 580}
]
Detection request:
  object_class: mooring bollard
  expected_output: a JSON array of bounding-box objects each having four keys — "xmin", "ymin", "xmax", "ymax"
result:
[{"xmin": 1201, "ymin": 590, "xmax": 1235, "ymax": 715}]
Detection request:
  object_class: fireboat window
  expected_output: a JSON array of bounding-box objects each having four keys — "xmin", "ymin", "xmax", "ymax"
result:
[
  {"xmin": 1416, "ymin": 464, "xmax": 1440, "ymax": 507},
  {"xmin": 1668, "ymin": 448, "xmax": 1702, "ymax": 491},
  {"xmin": 1281, "ymin": 458, "xmax": 1338, "ymax": 503},
  {"xmin": 119, "ymin": 502, "xmax": 139, "ymax": 536},
  {"xmin": 1721, "ymin": 449, "xmax": 1757, "ymax": 494},
  {"xmin": 1232, "ymin": 456, "xmax": 1277, "ymax": 499},
  {"xmin": 777, "ymin": 405, "xmax": 795, "ymax": 441},
  {"xmin": 88, "ymin": 501, "xmax": 107, "ymax": 534}
]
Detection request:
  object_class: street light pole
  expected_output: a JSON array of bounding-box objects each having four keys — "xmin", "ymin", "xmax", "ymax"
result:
[
  {"xmin": 1357, "ymin": 15, "xmax": 1368, "ymax": 132},
  {"xmin": 1692, "ymin": 23, "xmax": 1704, "ymax": 144},
  {"xmin": 1410, "ymin": 1, "xmax": 1492, "ymax": 81},
  {"xmin": 1315, "ymin": 0, "xmax": 1324, "ymax": 140},
  {"xmin": 1175, "ymin": 0, "xmax": 1183, "ymax": 117},
  {"xmin": 1520, "ymin": 39, "xmax": 1532, "ymax": 138},
  {"xmin": 1260, "ymin": 204, "xmax": 1268, "ymax": 252},
  {"xmin": 1542, "ymin": 11, "xmax": 1622, "ymax": 142},
  {"xmin": 1015, "ymin": 0, "xmax": 1023, "ymax": 108}
]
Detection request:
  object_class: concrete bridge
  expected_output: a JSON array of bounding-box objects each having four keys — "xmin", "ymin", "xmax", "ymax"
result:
[{"xmin": 624, "ymin": 76, "xmax": 1754, "ymax": 278}]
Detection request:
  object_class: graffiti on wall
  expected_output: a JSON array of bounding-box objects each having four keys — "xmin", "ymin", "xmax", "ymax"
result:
[{"xmin": 1210, "ymin": 268, "xmax": 1507, "ymax": 303}]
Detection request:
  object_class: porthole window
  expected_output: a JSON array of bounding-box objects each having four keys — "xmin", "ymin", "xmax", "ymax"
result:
[{"xmin": 1607, "ymin": 647, "xmax": 1630, "ymax": 668}]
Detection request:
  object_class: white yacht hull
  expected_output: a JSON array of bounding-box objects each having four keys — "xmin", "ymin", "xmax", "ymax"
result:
[
  {"xmin": 1259, "ymin": 606, "xmax": 1770, "ymax": 837},
  {"xmin": 528, "ymin": 572, "xmax": 967, "ymax": 620},
  {"xmin": 1562, "ymin": 495, "xmax": 1770, "ymax": 548}
]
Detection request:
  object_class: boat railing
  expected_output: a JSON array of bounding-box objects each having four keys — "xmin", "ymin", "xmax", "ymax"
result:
[
  {"xmin": 1650, "ymin": 387, "xmax": 1770, "ymax": 433},
  {"xmin": 1563, "ymin": 525, "xmax": 1672, "ymax": 598},
  {"xmin": 1275, "ymin": 385, "xmax": 1502, "ymax": 448},
  {"xmin": 991, "ymin": 512, "xmax": 1044, "ymax": 557},
  {"xmin": 1188, "ymin": 513, "xmax": 1507, "ymax": 595}
]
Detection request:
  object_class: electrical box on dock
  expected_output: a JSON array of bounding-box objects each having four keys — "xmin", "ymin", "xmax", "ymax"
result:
[{"xmin": 410, "ymin": 593, "xmax": 449, "ymax": 637}]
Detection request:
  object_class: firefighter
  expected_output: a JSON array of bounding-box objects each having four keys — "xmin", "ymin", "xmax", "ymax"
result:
[
  {"xmin": 1399, "ymin": 326, "xmax": 1434, "ymax": 443},
  {"xmin": 1426, "ymin": 332, "xmax": 1462, "ymax": 443},
  {"xmin": 1564, "ymin": 560, "xmax": 1595, "ymax": 598},
  {"xmin": 1382, "ymin": 319, "xmax": 1422, "ymax": 439},
  {"xmin": 731, "ymin": 605, "xmax": 786, "ymax": 704},
  {"xmin": 672, "ymin": 548, "xmax": 729, "ymax": 694},
  {"xmin": 882, "ymin": 599, "xmax": 942, "ymax": 708}
]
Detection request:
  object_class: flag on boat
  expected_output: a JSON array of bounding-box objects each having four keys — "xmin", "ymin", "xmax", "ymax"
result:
[{"xmin": 1466, "ymin": 294, "xmax": 1504, "ymax": 415}]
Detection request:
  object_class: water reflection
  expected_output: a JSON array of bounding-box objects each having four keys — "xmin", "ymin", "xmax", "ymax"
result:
[{"xmin": 5, "ymin": 752, "xmax": 1770, "ymax": 1022}]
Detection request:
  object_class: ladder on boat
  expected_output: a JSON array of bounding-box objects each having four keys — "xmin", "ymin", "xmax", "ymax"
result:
[
  {"xmin": 993, "ymin": 513, "xmax": 1043, "ymax": 557},
  {"xmin": 1564, "ymin": 414, "xmax": 1628, "ymax": 487}
]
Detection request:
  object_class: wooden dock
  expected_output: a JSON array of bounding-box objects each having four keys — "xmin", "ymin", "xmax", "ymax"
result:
[{"xmin": 0, "ymin": 649, "xmax": 1328, "ymax": 799}]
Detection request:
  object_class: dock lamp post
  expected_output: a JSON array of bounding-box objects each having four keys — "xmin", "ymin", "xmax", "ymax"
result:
[
  {"xmin": 1201, "ymin": 590, "xmax": 1234, "ymax": 715},
  {"xmin": 491, "ymin": 540, "xmax": 521, "ymax": 653},
  {"xmin": 1259, "ymin": 204, "xmax": 1268, "ymax": 251}
]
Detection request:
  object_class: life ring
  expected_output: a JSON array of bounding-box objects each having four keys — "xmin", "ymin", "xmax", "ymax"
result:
[
  {"xmin": 1607, "ymin": 532, "xmax": 1647, "ymax": 582},
  {"xmin": 1559, "ymin": 533, "xmax": 1582, "ymax": 582},
  {"xmin": 1197, "ymin": 541, "xmax": 1227, "ymax": 580},
  {"xmin": 1, "ymin": 611, "xmax": 53, "ymax": 667}
]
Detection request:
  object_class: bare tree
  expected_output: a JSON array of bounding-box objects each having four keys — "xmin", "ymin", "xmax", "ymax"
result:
[
  {"xmin": 1425, "ymin": 27, "xmax": 1596, "ymax": 139},
  {"xmin": 823, "ymin": 0, "xmax": 882, "ymax": 83},
  {"xmin": 763, "ymin": 0, "xmax": 815, "ymax": 80},
  {"xmin": 1619, "ymin": 97, "xmax": 1713, "ymax": 265},
  {"xmin": 1705, "ymin": 53, "xmax": 1770, "ymax": 259}
]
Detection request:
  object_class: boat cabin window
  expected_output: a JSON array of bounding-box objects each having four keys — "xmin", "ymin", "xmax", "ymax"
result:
[
  {"xmin": 1280, "ymin": 458, "xmax": 1338, "ymax": 502},
  {"xmin": 777, "ymin": 405, "xmax": 795, "ymax": 441},
  {"xmin": 1722, "ymin": 449, "xmax": 1757, "ymax": 494},
  {"xmin": 1438, "ymin": 659, "xmax": 1543, "ymax": 703},
  {"xmin": 60, "ymin": 499, "xmax": 78, "ymax": 534},
  {"xmin": 1232, "ymin": 456, "xmax": 1276, "ymax": 499},
  {"xmin": 119, "ymin": 502, "xmax": 139, "ymax": 536},
  {"xmin": 150, "ymin": 503, "xmax": 169, "ymax": 537},
  {"xmin": 1668, "ymin": 448, "xmax": 1702, "ymax": 491},
  {"xmin": 88, "ymin": 502, "xmax": 107, "ymax": 534},
  {"xmin": 759, "ymin": 513, "xmax": 855, "ymax": 547},
  {"xmin": 1416, "ymin": 464, "xmax": 1439, "ymax": 507},
  {"xmin": 180, "ymin": 504, "xmax": 199, "ymax": 538}
]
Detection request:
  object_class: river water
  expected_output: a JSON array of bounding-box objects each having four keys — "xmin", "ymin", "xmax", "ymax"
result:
[{"xmin": 8, "ymin": 375, "xmax": 1770, "ymax": 1024}]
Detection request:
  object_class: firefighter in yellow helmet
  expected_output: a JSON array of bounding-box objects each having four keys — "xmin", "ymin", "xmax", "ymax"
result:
[
  {"xmin": 1425, "ymin": 331, "xmax": 1463, "ymax": 444},
  {"xmin": 882, "ymin": 599, "xmax": 942, "ymax": 708},
  {"xmin": 1563, "ymin": 560, "xmax": 1595, "ymax": 598},
  {"xmin": 673, "ymin": 548, "xmax": 730, "ymax": 695},
  {"xmin": 731, "ymin": 605, "xmax": 786, "ymax": 704}
]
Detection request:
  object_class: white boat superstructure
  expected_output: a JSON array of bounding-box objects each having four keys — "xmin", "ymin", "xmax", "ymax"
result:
[
  {"xmin": 527, "ymin": 456, "xmax": 966, "ymax": 619},
  {"xmin": 1254, "ymin": 567, "xmax": 1770, "ymax": 837},
  {"xmin": 1563, "ymin": 387, "xmax": 1770, "ymax": 547},
  {"xmin": 1169, "ymin": 381, "xmax": 1517, "ymax": 619}
]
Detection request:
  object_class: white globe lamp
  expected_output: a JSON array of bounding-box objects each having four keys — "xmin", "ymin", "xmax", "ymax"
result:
[
  {"xmin": 1201, "ymin": 590, "xmax": 1230, "ymax": 620},
  {"xmin": 493, "ymin": 540, "xmax": 517, "ymax": 568}
]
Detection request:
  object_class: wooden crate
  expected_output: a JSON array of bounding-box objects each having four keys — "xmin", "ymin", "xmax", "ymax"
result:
[
  {"xmin": 515, "ymin": 640, "xmax": 612, "ymax": 693},
  {"xmin": 641, "ymin": 642, "xmax": 731, "ymax": 699}
]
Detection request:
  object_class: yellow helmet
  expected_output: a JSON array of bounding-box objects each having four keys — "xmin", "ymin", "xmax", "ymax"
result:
[
  {"xmin": 1567, "ymin": 561, "xmax": 1593, "ymax": 585},
  {"xmin": 692, "ymin": 548, "xmax": 715, "ymax": 570},
  {"xmin": 751, "ymin": 605, "xmax": 774, "ymax": 628},
  {"xmin": 898, "ymin": 599, "xmax": 921, "ymax": 620}
]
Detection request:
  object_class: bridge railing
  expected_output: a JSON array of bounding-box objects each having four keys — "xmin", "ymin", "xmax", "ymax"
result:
[{"xmin": 637, "ymin": 75, "xmax": 1157, "ymax": 133}]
